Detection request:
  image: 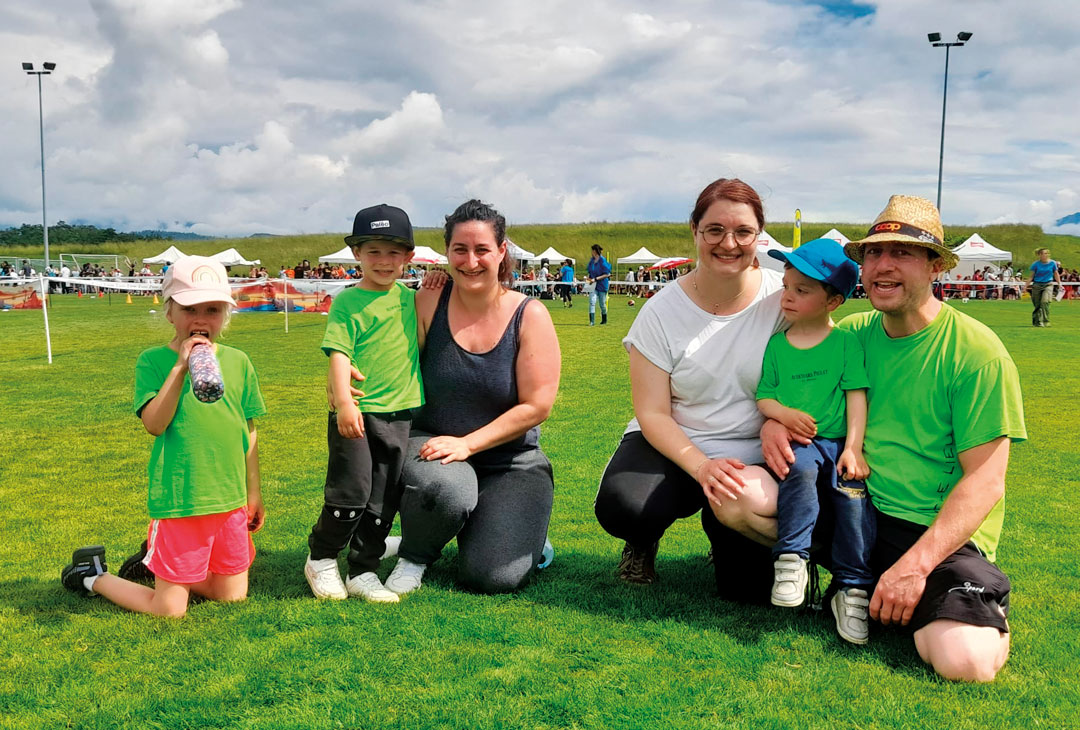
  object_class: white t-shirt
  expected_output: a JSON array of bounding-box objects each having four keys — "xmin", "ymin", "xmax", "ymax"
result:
[{"xmin": 622, "ymin": 268, "xmax": 786, "ymax": 464}]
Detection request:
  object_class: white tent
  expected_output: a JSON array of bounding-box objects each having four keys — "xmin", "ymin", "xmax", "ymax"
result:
[
  {"xmin": 755, "ymin": 231, "xmax": 791, "ymax": 272},
  {"xmin": 211, "ymin": 248, "xmax": 260, "ymax": 267},
  {"xmin": 143, "ymin": 245, "xmax": 187, "ymax": 264},
  {"xmin": 535, "ymin": 246, "xmax": 574, "ymax": 264},
  {"xmin": 318, "ymin": 246, "xmax": 355, "ymax": 264},
  {"xmin": 412, "ymin": 245, "xmax": 448, "ymax": 265},
  {"xmin": 505, "ymin": 238, "xmax": 538, "ymax": 263},
  {"xmin": 617, "ymin": 246, "xmax": 663, "ymax": 265},
  {"xmin": 950, "ymin": 234, "xmax": 1012, "ymax": 278},
  {"xmin": 821, "ymin": 228, "xmax": 851, "ymax": 245}
]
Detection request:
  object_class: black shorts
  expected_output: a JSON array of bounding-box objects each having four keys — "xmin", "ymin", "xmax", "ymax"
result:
[{"xmin": 872, "ymin": 510, "xmax": 1010, "ymax": 633}]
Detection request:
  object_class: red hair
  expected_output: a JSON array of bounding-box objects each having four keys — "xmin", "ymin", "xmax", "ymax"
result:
[{"xmin": 690, "ymin": 178, "xmax": 765, "ymax": 231}]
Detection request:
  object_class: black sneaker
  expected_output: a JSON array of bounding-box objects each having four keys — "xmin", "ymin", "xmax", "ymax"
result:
[
  {"xmin": 118, "ymin": 540, "xmax": 154, "ymax": 583},
  {"xmin": 61, "ymin": 545, "xmax": 108, "ymax": 595},
  {"xmin": 616, "ymin": 541, "xmax": 658, "ymax": 584}
]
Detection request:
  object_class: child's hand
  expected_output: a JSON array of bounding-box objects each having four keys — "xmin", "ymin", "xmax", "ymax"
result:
[
  {"xmin": 780, "ymin": 408, "xmax": 817, "ymax": 440},
  {"xmin": 336, "ymin": 402, "xmax": 365, "ymax": 439},
  {"xmin": 177, "ymin": 334, "xmax": 212, "ymax": 369},
  {"xmin": 419, "ymin": 435, "xmax": 471, "ymax": 464},
  {"xmin": 837, "ymin": 448, "xmax": 871, "ymax": 481},
  {"xmin": 246, "ymin": 494, "xmax": 266, "ymax": 532}
]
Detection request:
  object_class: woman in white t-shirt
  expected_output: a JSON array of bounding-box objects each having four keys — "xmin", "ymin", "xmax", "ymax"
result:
[{"xmin": 595, "ymin": 178, "xmax": 786, "ymax": 599}]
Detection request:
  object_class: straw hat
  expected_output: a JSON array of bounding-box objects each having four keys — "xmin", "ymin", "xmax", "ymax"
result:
[{"xmin": 845, "ymin": 195, "xmax": 958, "ymax": 271}]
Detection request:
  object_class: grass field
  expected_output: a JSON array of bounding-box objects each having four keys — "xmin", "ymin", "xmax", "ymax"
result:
[{"xmin": 2, "ymin": 293, "xmax": 1079, "ymax": 729}]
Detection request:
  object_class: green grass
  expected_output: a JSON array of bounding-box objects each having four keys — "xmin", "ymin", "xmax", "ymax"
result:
[
  {"xmin": 2, "ymin": 293, "xmax": 1079, "ymax": 729},
  {"xmin": 3, "ymin": 221, "xmax": 1079, "ymax": 275}
]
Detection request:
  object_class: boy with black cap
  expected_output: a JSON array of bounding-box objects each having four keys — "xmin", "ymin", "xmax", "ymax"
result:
[
  {"xmin": 755, "ymin": 238, "xmax": 874, "ymax": 645},
  {"xmin": 304, "ymin": 204, "xmax": 424, "ymax": 603}
]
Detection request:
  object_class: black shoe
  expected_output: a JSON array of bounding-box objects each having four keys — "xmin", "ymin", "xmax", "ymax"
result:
[
  {"xmin": 61, "ymin": 545, "xmax": 108, "ymax": 595},
  {"xmin": 601, "ymin": 315, "xmax": 608, "ymax": 325},
  {"xmin": 616, "ymin": 541, "xmax": 658, "ymax": 584},
  {"xmin": 118, "ymin": 540, "xmax": 154, "ymax": 583}
]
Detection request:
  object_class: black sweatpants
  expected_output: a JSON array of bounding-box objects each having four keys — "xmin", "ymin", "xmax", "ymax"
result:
[
  {"xmin": 308, "ymin": 410, "xmax": 411, "ymax": 576},
  {"xmin": 595, "ymin": 431, "xmax": 775, "ymax": 603}
]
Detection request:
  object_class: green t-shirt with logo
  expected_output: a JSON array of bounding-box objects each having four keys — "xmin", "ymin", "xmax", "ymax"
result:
[
  {"xmin": 839, "ymin": 305, "xmax": 1026, "ymax": 561},
  {"xmin": 756, "ymin": 328, "xmax": 869, "ymax": 439},
  {"xmin": 134, "ymin": 344, "xmax": 267, "ymax": 519},
  {"xmin": 320, "ymin": 282, "xmax": 424, "ymax": 413}
]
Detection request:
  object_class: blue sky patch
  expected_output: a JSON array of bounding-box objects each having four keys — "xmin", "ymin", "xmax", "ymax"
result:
[{"xmin": 813, "ymin": 1, "xmax": 876, "ymax": 19}]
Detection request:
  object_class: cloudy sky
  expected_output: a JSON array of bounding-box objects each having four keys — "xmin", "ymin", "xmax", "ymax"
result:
[{"xmin": 2, "ymin": 0, "xmax": 1078, "ymax": 237}]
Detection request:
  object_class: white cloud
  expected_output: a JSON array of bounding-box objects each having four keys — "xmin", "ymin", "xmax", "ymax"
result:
[{"xmin": 1, "ymin": 0, "xmax": 1078, "ymax": 235}]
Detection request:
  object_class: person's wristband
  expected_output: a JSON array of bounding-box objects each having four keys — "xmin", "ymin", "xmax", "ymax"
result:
[{"xmin": 694, "ymin": 457, "xmax": 710, "ymax": 481}]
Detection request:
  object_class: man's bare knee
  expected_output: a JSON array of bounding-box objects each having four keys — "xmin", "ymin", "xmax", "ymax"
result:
[{"xmin": 915, "ymin": 620, "xmax": 1008, "ymax": 682}]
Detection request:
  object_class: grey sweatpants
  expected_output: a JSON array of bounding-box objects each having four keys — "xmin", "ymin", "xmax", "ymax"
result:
[{"xmin": 397, "ymin": 431, "xmax": 554, "ymax": 594}]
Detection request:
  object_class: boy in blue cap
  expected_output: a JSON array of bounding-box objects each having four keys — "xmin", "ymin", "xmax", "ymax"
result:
[{"xmin": 755, "ymin": 238, "xmax": 873, "ymax": 645}]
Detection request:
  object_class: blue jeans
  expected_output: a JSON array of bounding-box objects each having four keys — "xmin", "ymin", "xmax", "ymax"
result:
[
  {"xmin": 772, "ymin": 436, "xmax": 875, "ymax": 589},
  {"xmin": 588, "ymin": 290, "xmax": 608, "ymax": 324}
]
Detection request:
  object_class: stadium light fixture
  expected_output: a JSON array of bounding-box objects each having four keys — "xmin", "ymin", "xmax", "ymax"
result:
[
  {"xmin": 22, "ymin": 61, "xmax": 57, "ymax": 269},
  {"xmin": 927, "ymin": 33, "xmax": 972, "ymax": 214}
]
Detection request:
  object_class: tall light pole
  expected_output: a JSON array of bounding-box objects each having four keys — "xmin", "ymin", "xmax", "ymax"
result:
[
  {"xmin": 927, "ymin": 33, "xmax": 972, "ymax": 214},
  {"xmin": 22, "ymin": 61, "xmax": 56, "ymax": 271}
]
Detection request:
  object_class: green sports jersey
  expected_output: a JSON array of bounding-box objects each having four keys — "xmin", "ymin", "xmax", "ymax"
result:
[
  {"xmin": 134, "ymin": 344, "xmax": 267, "ymax": 519},
  {"xmin": 839, "ymin": 305, "xmax": 1026, "ymax": 561},
  {"xmin": 320, "ymin": 282, "xmax": 424, "ymax": 413},
  {"xmin": 756, "ymin": 328, "xmax": 869, "ymax": 439}
]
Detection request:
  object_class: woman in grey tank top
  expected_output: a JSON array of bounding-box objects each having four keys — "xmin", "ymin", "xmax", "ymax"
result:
[{"xmin": 384, "ymin": 200, "xmax": 562, "ymax": 595}]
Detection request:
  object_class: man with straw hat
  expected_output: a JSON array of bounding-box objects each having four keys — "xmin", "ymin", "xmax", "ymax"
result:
[{"xmin": 763, "ymin": 195, "xmax": 1026, "ymax": 682}]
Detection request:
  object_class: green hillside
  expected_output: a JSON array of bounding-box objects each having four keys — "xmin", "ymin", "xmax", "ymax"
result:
[{"xmin": 3, "ymin": 222, "xmax": 1078, "ymax": 273}]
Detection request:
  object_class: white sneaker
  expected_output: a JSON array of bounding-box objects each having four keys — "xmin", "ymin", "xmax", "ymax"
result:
[
  {"xmin": 304, "ymin": 555, "xmax": 347, "ymax": 600},
  {"xmin": 381, "ymin": 535, "xmax": 401, "ymax": 560},
  {"xmin": 771, "ymin": 553, "xmax": 808, "ymax": 608},
  {"xmin": 385, "ymin": 557, "xmax": 426, "ymax": 595},
  {"xmin": 831, "ymin": 587, "xmax": 870, "ymax": 645},
  {"xmin": 346, "ymin": 572, "xmax": 400, "ymax": 603}
]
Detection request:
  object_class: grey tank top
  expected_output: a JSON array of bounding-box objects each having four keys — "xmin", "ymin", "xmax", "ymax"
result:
[{"xmin": 413, "ymin": 283, "xmax": 539, "ymax": 451}]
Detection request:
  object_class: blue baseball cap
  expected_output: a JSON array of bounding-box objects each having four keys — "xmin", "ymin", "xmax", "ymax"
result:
[{"xmin": 768, "ymin": 238, "xmax": 859, "ymax": 299}]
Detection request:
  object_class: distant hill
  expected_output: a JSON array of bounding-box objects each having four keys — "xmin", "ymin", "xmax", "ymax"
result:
[
  {"xmin": 1055, "ymin": 212, "xmax": 1080, "ymax": 226},
  {"xmin": 130, "ymin": 230, "xmax": 214, "ymax": 241}
]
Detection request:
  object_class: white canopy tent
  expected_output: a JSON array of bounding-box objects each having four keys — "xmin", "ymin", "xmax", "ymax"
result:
[
  {"xmin": 950, "ymin": 234, "xmax": 1013, "ymax": 278},
  {"xmin": 412, "ymin": 245, "xmax": 448, "ymax": 265},
  {"xmin": 505, "ymin": 238, "xmax": 539, "ymax": 264},
  {"xmin": 318, "ymin": 246, "xmax": 355, "ymax": 264},
  {"xmin": 143, "ymin": 245, "xmax": 187, "ymax": 264},
  {"xmin": 211, "ymin": 248, "xmax": 260, "ymax": 267},
  {"xmin": 821, "ymin": 228, "xmax": 851, "ymax": 246},
  {"xmin": 617, "ymin": 246, "xmax": 663, "ymax": 265},
  {"xmin": 535, "ymin": 246, "xmax": 574, "ymax": 264},
  {"xmin": 755, "ymin": 231, "xmax": 791, "ymax": 272}
]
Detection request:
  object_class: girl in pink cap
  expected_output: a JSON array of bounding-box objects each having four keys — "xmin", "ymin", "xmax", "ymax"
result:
[{"xmin": 61, "ymin": 255, "xmax": 267, "ymax": 617}]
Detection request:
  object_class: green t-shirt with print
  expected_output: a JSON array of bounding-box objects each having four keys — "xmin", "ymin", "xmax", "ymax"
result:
[
  {"xmin": 134, "ymin": 344, "xmax": 267, "ymax": 519},
  {"xmin": 756, "ymin": 328, "xmax": 869, "ymax": 439},
  {"xmin": 320, "ymin": 282, "xmax": 424, "ymax": 413},
  {"xmin": 839, "ymin": 305, "xmax": 1026, "ymax": 562}
]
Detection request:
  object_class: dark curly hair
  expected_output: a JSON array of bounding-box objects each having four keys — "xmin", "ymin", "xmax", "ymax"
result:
[{"xmin": 444, "ymin": 199, "xmax": 513, "ymax": 285}]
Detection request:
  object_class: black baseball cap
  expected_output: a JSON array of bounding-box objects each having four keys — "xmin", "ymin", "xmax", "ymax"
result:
[{"xmin": 344, "ymin": 204, "xmax": 414, "ymax": 249}]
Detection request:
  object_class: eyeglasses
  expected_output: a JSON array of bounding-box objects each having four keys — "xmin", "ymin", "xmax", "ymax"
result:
[{"xmin": 698, "ymin": 225, "xmax": 759, "ymax": 246}]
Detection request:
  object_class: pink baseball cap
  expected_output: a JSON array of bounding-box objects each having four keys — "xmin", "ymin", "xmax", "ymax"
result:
[{"xmin": 162, "ymin": 256, "xmax": 234, "ymax": 306}]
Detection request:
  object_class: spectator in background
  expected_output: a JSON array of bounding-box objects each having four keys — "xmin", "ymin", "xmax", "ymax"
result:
[{"xmin": 1025, "ymin": 248, "xmax": 1061, "ymax": 327}]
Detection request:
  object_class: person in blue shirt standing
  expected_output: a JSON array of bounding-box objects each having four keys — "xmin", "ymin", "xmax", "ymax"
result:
[
  {"xmin": 558, "ymin": 259, "xmax": 575, "ymax": 307},
  {"xmin": 1025, "ymin": 247, "xmax": 1062, "ymax": 327},
  {"xmin": 586, "ymin": 244, "xmax": 612, "ymax": 326}
]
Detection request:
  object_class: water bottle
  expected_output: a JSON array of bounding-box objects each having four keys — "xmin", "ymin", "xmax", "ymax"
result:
[{"xmin": 189, "ymin": 343, "xmax": 224, "ymax": 403}]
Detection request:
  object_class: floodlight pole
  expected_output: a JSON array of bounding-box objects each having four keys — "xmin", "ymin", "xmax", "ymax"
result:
[
  {"xmin": 928, "ymin": 34, "xmax": 971, "ymax": 214},
  {"xmin": 23, "ymin": 62, "xmax": 55, "ymax": 270}
]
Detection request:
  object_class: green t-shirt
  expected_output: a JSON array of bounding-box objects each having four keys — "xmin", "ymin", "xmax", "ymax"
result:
[
  {"xmin": 134, "ymin": 344, "xmax": 267, "ymax": 519},
  {"xmin": 320, "ymin": 282, "xmax": 424, "ymax": 413},
  {"xmin": 756, "ymin": 328, "xmax": 869, "ymax": 439},
  {"xmin": 839, "ymin": 305, "xmax": 1026, "ymax": 561}
]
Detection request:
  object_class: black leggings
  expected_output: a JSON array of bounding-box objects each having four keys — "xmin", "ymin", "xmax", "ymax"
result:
[{"xmin": 594, "ymin": 431, "xmax": 774, "ymax": 603}]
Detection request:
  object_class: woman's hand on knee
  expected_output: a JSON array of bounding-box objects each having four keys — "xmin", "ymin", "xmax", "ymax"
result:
[
  {"xmin": 420, "ymin": 435, "xmax": 473, "ymax": 464},
  {"xmin": 695, "ymin": 457, "xmax": 747, "ymax": 505}
]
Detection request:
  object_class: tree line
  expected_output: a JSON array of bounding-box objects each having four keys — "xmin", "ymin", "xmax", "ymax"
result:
[{"xmin": 0, "ymin": 222, "xmax": 172, "ymax": 247}]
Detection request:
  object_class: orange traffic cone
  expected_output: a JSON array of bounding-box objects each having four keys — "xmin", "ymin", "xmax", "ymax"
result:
[
  {"xmin": 77, "ymin": 290, "xmax": 82, "ymax": 298},
  {"xmin": 98, "ymin": 290, "xmax": 104, "ymax": 298},
  {"xmin": 125, "ymin": 294, "xmax": 132, "ymax": 304}
]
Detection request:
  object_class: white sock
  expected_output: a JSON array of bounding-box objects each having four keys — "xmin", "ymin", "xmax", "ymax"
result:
[{"xmin": 83, "ymin": 574, "xmax": 101, "ymax": 594}]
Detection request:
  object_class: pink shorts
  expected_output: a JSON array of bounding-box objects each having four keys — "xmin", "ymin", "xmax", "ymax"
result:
[{"xmin": 144, "ymin": 507, "xmax": 255, "ymax": 584}]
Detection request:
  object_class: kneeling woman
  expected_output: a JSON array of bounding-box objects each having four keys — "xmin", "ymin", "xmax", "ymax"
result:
[{"xmin": 385, "ymin": 200, "xmax": 561, "ymax": 594}]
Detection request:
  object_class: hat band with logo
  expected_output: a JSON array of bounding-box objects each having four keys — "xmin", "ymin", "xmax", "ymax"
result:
[{"xmin": 865, "ymin": 221, "xmax": 942, "ymax": 246}]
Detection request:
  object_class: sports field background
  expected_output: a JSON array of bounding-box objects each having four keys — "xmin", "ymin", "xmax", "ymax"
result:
[{"xmin": 1, "ymin": 293, "xmax": 1078, "ymax": 729}]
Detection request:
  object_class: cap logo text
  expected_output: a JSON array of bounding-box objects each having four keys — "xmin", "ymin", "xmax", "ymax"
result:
[{"xmin": 370, "ymin": 220, "xmax": 391, "ymax": 229}]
